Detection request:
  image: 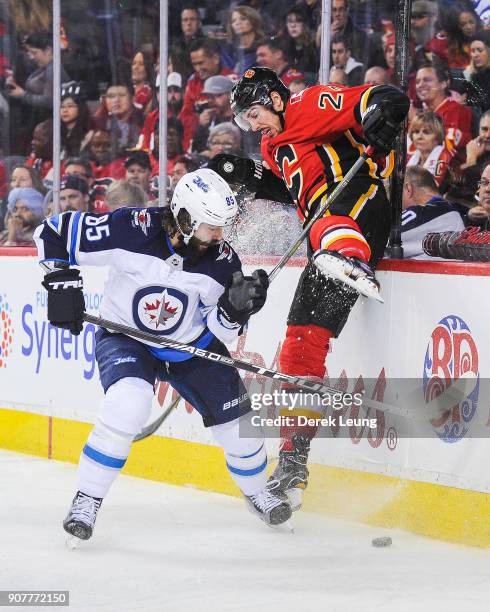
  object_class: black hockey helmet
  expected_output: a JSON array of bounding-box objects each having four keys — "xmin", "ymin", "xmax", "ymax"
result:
[{"xmin": 230, "ymin": 67, "xmax": 290, "ymax": 131}]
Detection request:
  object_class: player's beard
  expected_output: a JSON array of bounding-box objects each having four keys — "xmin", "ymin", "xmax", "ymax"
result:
[{"xmin": 173, "ymin": 234, "xmax": 222, "ymax": 265}]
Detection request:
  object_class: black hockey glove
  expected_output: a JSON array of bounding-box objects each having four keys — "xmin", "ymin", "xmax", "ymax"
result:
[
  {"xmin": 218, "ymin": 269, "xmax": 269, "ymax": 326},
  {"xmin": 362, "ymin": 101, "xmax": 406, "ymax": 155},
  {"xmin": 207, "ymin": 153, "xmax": 263, "ymax": 187},
  {"xmin": 41, "ymin": 268, "xmax": 85, "ymax": 335}
]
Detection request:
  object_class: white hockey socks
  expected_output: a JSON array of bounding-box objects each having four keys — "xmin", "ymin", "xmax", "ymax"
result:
[
  {"xmin": 77, "ymin": 377, "xmax": 153, "ymax": 499},
  {"xmin": 211, "ymin": 415, "xmax": 267, "ymax": 496}
]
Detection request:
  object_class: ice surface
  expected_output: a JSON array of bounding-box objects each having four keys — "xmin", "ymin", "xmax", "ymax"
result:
[{"xmin": 1, "ymin": 449, "xmax": 489, "ymax": 612}]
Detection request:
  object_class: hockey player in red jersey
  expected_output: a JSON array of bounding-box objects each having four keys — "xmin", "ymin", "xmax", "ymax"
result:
[{"xmin": 209, "ymin": 67, "xmax": 409, "ymax": 511}]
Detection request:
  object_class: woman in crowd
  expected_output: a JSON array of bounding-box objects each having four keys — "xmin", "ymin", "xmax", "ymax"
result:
[
  {"xmin": 60, "ymin": 81, "xmax": 92, "ymax": 160},
  {"xmin": 278, "ymin": 7, "xmax": 318, "ymax": 84},
  {"xmin": 427, "ymin": 5, "xmax": 481, "ymax": 70},
  {"xmin": 464, "ymin": 32, "xmax": 490, "ymax": 98},
  {"xmin": 220, "ymin": 6, "xmax": 265, "ymax": 75},
  {"xmin": 131, "ymin": 49, "xmax": 155, "ymax": 115},
  {"xmin": 6, "ymin": 29, "xmax": 70, "ymax": 153},
  {"xmin": 199, "ymin": 122, "xmax": 242, "ymax": 159},
  {"xmin": 407, "ymin": 111, "xmax": 452, "ymax": 188}
]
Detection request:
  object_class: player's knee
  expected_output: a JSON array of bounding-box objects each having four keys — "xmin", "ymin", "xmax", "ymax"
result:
[
  {"xmin": 98, "ymin": 377, "xmax": 154, "ymax": 436},
  {"xmin": 211, "ymin": 412, "xmax": 264, "ymax": 457},
  {"xmin": 310, "ymin": 215, "xmax": 370, "ymax": 261}
]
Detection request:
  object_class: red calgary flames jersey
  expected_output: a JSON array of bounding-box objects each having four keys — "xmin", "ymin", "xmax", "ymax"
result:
[{"xmin": 261, "ymin": 84, "xmax": 394, "ymax": 223}]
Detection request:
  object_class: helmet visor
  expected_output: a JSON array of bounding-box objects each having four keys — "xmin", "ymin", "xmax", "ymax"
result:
[{"xmin": 234, "ymin": 108, "xmax": 253, "ymax": 132}]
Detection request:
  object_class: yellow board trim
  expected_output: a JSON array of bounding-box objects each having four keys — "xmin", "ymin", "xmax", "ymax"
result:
[{"xmin": 1, "ymin": 407, "xmax": 489, "ymax": 548}]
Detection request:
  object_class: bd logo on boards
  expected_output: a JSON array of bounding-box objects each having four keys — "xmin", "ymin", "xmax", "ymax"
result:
[
  {"xmin": 423, "ymin": 315, "xmax": 479, "ymax": 443},
  {"xmin": 0, "ymin": 293, "xmax": 14, "ymax": 368}
]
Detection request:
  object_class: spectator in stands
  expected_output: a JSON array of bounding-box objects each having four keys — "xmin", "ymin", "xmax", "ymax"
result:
[
  {"xmin": 60, "ymin": 81, "xmax": 92, "ymax": 160},
  {"xmin": 179, "ymin": 39, "xmax": 237, "ymax": 151},
  {"xmin": 466, "ymin": 161, "xmax": 490, "ymax": 227},
  {"xmin": 464, "ymin": 32, "xmax": 490, "ymax": 96},
  {"xmin": 58, "ymin": 175, "xmax": 90, "ymax": 213},
  {"xmin": 124, "ymin": 151, "xmax": 152, "ymax": 195},
  {"xmin": 94, "ymin": 81, "xmax": 144, "ymax": 154},
  {"xmin": 0, "ymin": 187, "xmax": 44, "ymax": 246},
  {"xmin": 64, "ymin": 157, "xmax": 94, "ymax": 187},
  {"xmin": 330, "ymin": 33, "xmax": 364, "ymax": 86},
  {"xmin": 220, "ymin": 6, "xmax": 265, "ymax": 75},
  {"xmin": 9, "ymin": 164, "xmax": 45, "ymax": 193},
  {"xmin": 191, "ymin": 75, "xmax": 234, "ymax": 153},
  {"xmin": 410, "ymin": 0, "xmax": 438, "ymax": 50},
  {"xmin": 170, "ymin": 154, "xmax": 201, "ymax": 192},
  {"xmin": 414, "ymin": 63, "xmax": 473, "ymax": 165},
  {"xmin": 137, "ymin": 72, "xmax": 182, "ymax": 153},
  {"xmin": 6, "ymin": 30, "xmax": 70, "ymax": 151},
  {"xmin": 463, "ymin": 110, "xmax": 490, "ymax": 170},
  {"xmin": 382, "ymin": 33, "xmax": 396, "ymax": 81},
  {"xmin": 170, "ymin": 6, "xmax": 204, "ymax": 80},
  {"xmin": 105, "ymin": 180, "xmax": 147, "ymax": 212},
  {"xmin": 297, "ymin": 0, "xmax": 321, "ymax": 33},
  {"xmin": 26, "ymin": 119, "xmax": 53, "ymax": 185},
  {"xmin": 329, "ymin": 0, "xmax": 378, "ymax": 67},
  {"xmin": 200, "ymin": 122, "xmax": 242, "ymax": 160},
  {"xmin": 88, "ymin": 129, "xmax": 126, "ymax": 180},
  {"xmin": 364, "ymin": 66, "xmax": 389, "ymax": 85},
  {"xmin": 167, "ymin": 72, "xmax": 184, "ymax": 118},
  {"xmin": 401, "ymin": 166, "xmax": 465, "ymax": 258},
  {"xmin": 131, "ymin": 49, "xmax": 155, "ymax": 115},
  {"xmin": 427, "ymin": 4, "xmax": 480, "ymax": 70},
  {"xmin": 407, "ymin": 111, "xmax": 452, "ymax": 188},
  {"xmin": 157, "ymin": 117, "xmax": 184, "ymax": 175},
  {"xmin": 329, "ymin": 67, "xmax": 348, "ymax": 85},
  {"xmin": 278, "ymin": 7, "xmax": 319, "ymax": 84},
  {"xmin": 256, "ymin": 38, "xmax": 297, "ymax": 84}
]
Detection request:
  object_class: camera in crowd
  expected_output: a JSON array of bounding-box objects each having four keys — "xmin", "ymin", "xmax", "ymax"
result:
[{"xmin": 195, "ymin": 99, "xmax": 214, "ymax": 114}]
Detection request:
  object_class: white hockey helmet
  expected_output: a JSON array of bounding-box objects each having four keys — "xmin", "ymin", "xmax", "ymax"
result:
[{"xmin": 171, "ymin": 168, "xmax": 239, "ymax": 243}]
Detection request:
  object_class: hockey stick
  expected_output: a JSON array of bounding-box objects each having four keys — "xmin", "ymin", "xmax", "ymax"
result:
[
  {"xmin": 134, "ymin": 393, "xmax": 181, "ymax": 441},
  {"xmin": 83, "ymin": 313, "xmax": 455, "ymax": 422},
  {"xmin": 268, "ymin": 146, "xmax": 374, "ymax": 283}
]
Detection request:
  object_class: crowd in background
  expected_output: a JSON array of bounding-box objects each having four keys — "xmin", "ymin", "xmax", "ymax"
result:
[{"xmin": 0, "ymin": 0, "xmax": 490, "ymax": 257}]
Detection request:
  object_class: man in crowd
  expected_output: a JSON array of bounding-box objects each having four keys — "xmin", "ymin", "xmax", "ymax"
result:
[
  {"xmin": 364, "ymin": 66, "xmax": 390, "ymax": 86},
  {"xmin": 178, "ymin": 39, "xmax": 237, "ymax": 150},
  {"xmin": 26, "ymin": 120, "xmax": 53, "ymax": 184},
  {"xmin": 0, "ymin": 187, "xmax": 44, "ymax": 246},
  {"xmin": 467, "ymin": 161, "xmax": 490, "ymax": 228},
  {"xmin": 191, "ymin": 75, "xmax": 234, "ymax": 153},
  {"xmin": 401, "ymin": 166, "xmax": 464, "ymax": 258},
  {"xmin": 59, "ymin": 175, "xmax": 90, "ymax": 213},
  {"xmin": 105, "ymin": 180, "xmax": 147, "ymax": 211},
  {"xmin": 414, "ymin": 63, "xmax": 473, "ymax": 167},
  {"xmin": 330, "ymin": 34, "xmax": 364, "ymax": 86},
  {"xmin": 124, "ymin": 150, "xmax": 152, "ymax": 195},
  {"xmin": 170, "ymin": 6, "xmax": 204, "ymax": 80}
]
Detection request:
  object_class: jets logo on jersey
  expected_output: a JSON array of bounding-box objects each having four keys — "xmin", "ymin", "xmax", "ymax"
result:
[
  {"xmin": 132, "ymin": 285, "xmax": 188, "ymax": 335},
  {"xmin": 131, "ymin": 210, "xmax": 152, "ymax": 235},
  {"xmin": 216, "ymin": 241, "xmax": 233, "ymax": 262}
]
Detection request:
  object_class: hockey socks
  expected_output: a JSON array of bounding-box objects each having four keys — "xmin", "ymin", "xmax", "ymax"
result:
[{"xmin": 278, "ymin": 324, "xmax": 332, "ymax": 451}]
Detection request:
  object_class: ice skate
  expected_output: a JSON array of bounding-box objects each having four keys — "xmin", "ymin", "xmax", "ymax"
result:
[
  {"xmin": 63, "ymin": 491, "xmax": 102, "ymax": 543},
  {"xmin": 312, "ymin": 250, "xmax": 383, "ymax": 302},
  {"xmin": 245, "ymin": 488, "xmax": 292, "ymax": 527},
  {"xmin": 267, "ymin": 434, "xmax": 310, "ymax": 511}
]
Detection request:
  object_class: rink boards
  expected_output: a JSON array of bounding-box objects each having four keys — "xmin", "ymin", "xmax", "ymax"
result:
[{"xmin": 1, "ymin": 250, "xmax": 490, "ymax": 547}]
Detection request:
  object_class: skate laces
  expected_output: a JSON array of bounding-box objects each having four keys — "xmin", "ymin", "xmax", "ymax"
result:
[
  {"xmin": 70, "ymin": 493, "xmax": 101, "ymax": 526},
  {"xmin": 250, "ymin": 489, "xmax": 283, "ymax": 512}
]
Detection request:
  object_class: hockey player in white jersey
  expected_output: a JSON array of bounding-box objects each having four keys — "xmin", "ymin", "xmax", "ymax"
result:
[{"xmin": 34, "ymin": 169, "xmax": 292, "ymax": 542}]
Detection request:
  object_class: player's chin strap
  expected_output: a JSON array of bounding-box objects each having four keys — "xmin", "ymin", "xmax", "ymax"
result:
[
  {"xmin": 82, "ymin": 313, "xmax": 459, "ymax": 422},
  {"xmin": 268, "ymin": 145, "xmax": 374, "ymax": 283}
]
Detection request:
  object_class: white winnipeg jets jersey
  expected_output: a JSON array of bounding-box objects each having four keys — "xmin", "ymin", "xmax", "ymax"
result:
[{"xmin": 34, "ymin": 208, "xmax": 242, "ymax": 360}]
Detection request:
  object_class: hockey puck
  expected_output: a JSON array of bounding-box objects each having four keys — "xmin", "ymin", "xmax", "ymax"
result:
[
  {"xmin": 223, "ymin": 161, "xmax": 234, "ymax": 174},
  {"xmin": 372, "ymin": 536, "xmax": 392, "ymax": 548}
]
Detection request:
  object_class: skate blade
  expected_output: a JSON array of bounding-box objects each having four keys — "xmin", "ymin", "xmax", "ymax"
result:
[
  {"xmin": 286, "ymin": 488, "xmax": 303, "ymax": 512},
  {"xmin": 268, "ymin": 519, "xmax": 295, "ymax": 533},
  {"xmin": 66, "ymin": 536, "xmax": 83, "ymax": 550},
  {"xmin": 314, "ymin": 255, "xmax": 384, "ymax": 303}
]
